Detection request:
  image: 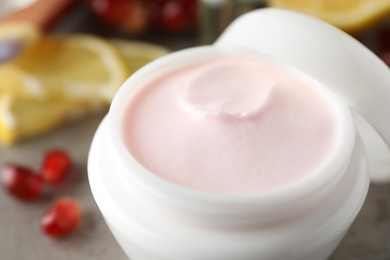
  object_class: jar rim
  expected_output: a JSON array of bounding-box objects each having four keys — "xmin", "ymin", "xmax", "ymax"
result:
[{"xmin": 107, "ymin": 46, "xmax": 356, "ymax": 217}]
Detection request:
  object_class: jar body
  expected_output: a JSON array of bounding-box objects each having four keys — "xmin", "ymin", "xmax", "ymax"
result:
[
  {"xmin": 88, "ymin": 115, "xmax": 369, "ymax": 260},
  {"xmin": 86, "ymin": 7, "xmax": 389, "ymax": 259}
]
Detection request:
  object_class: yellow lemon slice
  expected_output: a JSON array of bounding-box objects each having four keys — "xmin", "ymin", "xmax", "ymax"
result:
[
  {"xmin": 268, "ymin": 0, "xmax": 390, "ymax": 34},
  {"xmin": 0, "ymin": 35, "xmax": 169, "ymax": 146},
  {"xmin": 0, "ymin": 22, "xmax": 40, "ymax": 47},
  {"xmin": 0, "ymin": 93, "xmax": 102, "ymax": 146},
  {"xmin": 0, "ymin": 23, "xmax": 41, "ymax": 64},
  {"xmin": 10, "ymin": 34, "xmax": 130, "ymax": 103},
  {"xmin": 0, "ymin": 34, "xmax": 127, "ymax": 145},
  {"xmin": 110, "ymin": 39, "xmax": 170, "ymax": 73},
  {"xmin": 0, "ymin": 64, "xmax": 26, "ymax": 96}
]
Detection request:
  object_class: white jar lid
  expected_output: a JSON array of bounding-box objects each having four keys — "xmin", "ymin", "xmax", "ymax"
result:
[{"xmin": 216, "ymin": 8, "xmax": 390, "ymax": 182}]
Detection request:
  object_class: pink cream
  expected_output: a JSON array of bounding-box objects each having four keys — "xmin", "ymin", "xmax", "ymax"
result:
[{"xmin": 122, "ymin": 58, "xmax": 339, "ymax": 194}]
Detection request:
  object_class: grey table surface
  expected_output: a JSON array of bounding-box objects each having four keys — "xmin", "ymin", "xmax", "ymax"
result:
[{"xmin": 0, "ymin": 2, "xmax": 389, "ymax": 259}]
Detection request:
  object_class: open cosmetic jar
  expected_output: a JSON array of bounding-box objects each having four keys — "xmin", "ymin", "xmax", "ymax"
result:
[{"xmin": 89, "ymin": 8, "xmax": 390, "ymax": 260}]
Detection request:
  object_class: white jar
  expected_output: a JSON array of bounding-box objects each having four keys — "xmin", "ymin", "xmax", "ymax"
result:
[{"xmin": 88, "ymin": 8, "xmax": 390, "ymax": 260}]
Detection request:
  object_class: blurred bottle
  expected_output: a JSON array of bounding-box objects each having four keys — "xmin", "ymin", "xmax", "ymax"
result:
[{"xmin": 199, "ymin": 0, "xmax": 266, "ymax": 44}]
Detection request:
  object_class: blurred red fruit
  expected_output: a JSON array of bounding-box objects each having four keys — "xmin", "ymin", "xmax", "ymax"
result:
[
  {"xmin": 87, "ymin": 0, "xmax": 197, "ymax": 33},
  {"xmin": 40, "ymin": 197, "xmax": 82, "ymax": 237},
  {"xmin": 40, "ymin": 149, "xmax": 72, "ymax": 185},
  {"xmin": 87, "ymin": 0, "xmax": 147, "ymax": 33},
  {"xmin": 148, "ymin": 0, "xmax": 197, "ymax": 32},
  {"xmin": 1, "ymin": 164, "xmax": 43, "ymax": 201}
]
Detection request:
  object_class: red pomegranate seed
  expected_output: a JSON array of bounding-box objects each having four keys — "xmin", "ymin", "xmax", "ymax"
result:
[
  {"xmin": 1, "ymin": 164, "xmax": 43, "ymax": 201},
  {"xmin": 88, "ymin": 0, "xmax": 147, "ymax": 33},
  {"xmin": 40, "ymin": 197, "xmax": 81, "ymax": 237},
  {"xmin": 149, "ymin": 0, "xmax": 192, "ymax": 32},
  {"xmin": 40, "ymin": 149, "xmax": 72, "ymax": 185}
]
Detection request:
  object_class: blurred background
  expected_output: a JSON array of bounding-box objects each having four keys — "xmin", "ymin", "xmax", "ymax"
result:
[
  {"xmin": 0, "ymin": 0, "xmax": 390, "ymax": 259},
  {"xmin": 1, "ymin": 0, "xmax": 390, "ymax": 146}
]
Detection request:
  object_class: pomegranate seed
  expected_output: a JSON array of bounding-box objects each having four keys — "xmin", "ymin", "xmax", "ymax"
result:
[
  {"xmin": 1, "ymin": 164, "xmax": 43, "ymax": 201},
  {"xmin": 149, "ymin": 0, "xmax": 195, "ymax": 32},
  {"xmin": 88, "ymin": 0, "xmax": 147, "ymax": 33},
  {"xmin": 40, "ymin": 197, "xmax": 81, "ymax": 237},
  {"xmin": 161, "ymin": 1, "xmax": 187, "ymax": 31},
  {"xmin": 116, "ymin": 0, "xmax": 147, "ymax": 33},
  {"xmin": 40, "ymin": 149, "xmax": 72, "ymax": 185}
]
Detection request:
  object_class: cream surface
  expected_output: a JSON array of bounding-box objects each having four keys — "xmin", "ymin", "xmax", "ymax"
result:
[{"xmin": 122, "ymin": 58, "xmax": 339, "ymax": 194}]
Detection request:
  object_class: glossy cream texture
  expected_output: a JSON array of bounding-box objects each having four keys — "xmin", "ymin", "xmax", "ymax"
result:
[{"xmin": 122, "ymin": 58, "xmax": 339, "ymax": 193}]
